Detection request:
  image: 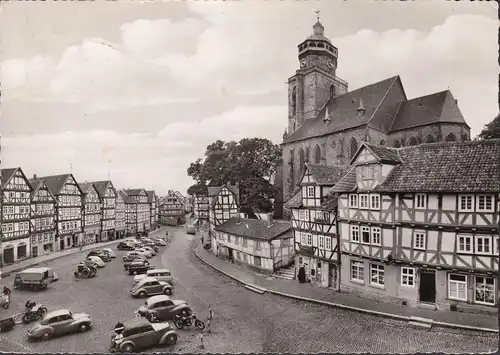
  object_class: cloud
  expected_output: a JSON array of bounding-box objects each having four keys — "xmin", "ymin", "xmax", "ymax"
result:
[{"xmin": 2, "ymin": 105, "xmax": 286, "ymax": 195}]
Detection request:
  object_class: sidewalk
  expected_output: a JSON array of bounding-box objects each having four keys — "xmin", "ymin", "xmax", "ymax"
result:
[
  {"xmin": 194, "ymin": 244, "xmax": 499, "ymax": 333},
  {"xmin": 0, "ymin": 239, "xmax": 121, "ymax": 277}
]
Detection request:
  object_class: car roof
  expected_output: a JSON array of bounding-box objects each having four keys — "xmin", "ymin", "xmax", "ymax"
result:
[
  {"xmin": 123, "ymin": 318, "xmax": 151, "ymax": 329},
  {"xmin": 44, "ymin": 309, "xmax": 71, "ymax": 319},
  {"xmin": 146, "ymin": 295, "xmax": 171, "ymax": 305},
  {"xmin": 139, "ymin": 277, "xmax": 158, "ymax": 283},
  {"xmin": 20, "ymin": 267, "xmax": 52, "ymax": 273},
  {"xmin": 148, "ymin": 268, "xmax": 170, "ymax": 273}
]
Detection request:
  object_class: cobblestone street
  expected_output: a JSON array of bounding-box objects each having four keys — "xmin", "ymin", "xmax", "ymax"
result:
[{"xmin": 0, "ymin": 226, "xmax": 497, "ymax": 353}]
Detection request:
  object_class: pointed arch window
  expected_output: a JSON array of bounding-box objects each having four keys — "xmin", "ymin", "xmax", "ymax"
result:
[
  {"xmin": 305, "ymin": 147, "xmax": 310, "ymax": 163},
  {"xmin": 379, "ymin": 139, "xmax": 385, "ymax": 146},
  {"xmin": 291, "ymin": 87, "xmax": 297, "ymax": 115},
  {"xmin": 425, "ymin": 134, "xmax": 434, "ymax": 143},
  {"xmin": 408, "ymin": 137, "xmax": 418, "ymax": 146},
  {"xmin": 349, "ymin": 138, "xmax": 358, "ymax": 160},
  {"xmin": 299, "ymin": 148, "xmax": 305, "ymax": 176},
  {"xmin": 394, "ymin": 140, "xmax": 401, "ymax": 148},
  {"xmin": 314, "ymin": 145, "xmax": 321, "ymax": 164},
  {"xmin": 290, "ymin": 150, "xmax": 296, "ymax": 189},
  {"xmin": 445, "ymin": 133, "xmax": 457, "ymax": 142},
  {"xmin": 330, "ymin": 85, "xmax": 336, "ymax": 98}
]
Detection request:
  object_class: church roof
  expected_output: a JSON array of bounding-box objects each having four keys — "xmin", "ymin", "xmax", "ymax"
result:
[
  {"xmin": 283, "ymin": 76, "xmax": 469, "ymax": 144},
  {"xmin": 374, "ymin": 139, "xmax": 500, "ymax": 193}
]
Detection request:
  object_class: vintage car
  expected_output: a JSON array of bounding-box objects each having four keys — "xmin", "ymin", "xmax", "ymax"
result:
[
  {"xmin": 133, "ymin": 269, "xmax": 173, "ymax": 286},
  {"xmin": 128, "ymin": 262, "xmax": 154, "ymax": 276},
  {"xmin": 86, "ymin": 256, "xmax": 106, "ymax": 268},
  {"xmin": 101, "ymin": 248, "xmax": 116, "ymax": 258},
  {"xmin": 27, "ymin": 309, "xmax": 92, "ymax": 340},
  {"xmin": 150, "ymin": 238, "xmax": 167, "ymax": 246},
  {"xmin": 87, "ymin": 250, "xmax": 111, "ymax": 262},
  {"xmin": 134, "ymin": 248, "xmax": 154, "ymax": 258},
  {"xmin": 136, "ymin": 295, "xmax": 191, "ymax": 322},
  {"xmin": 123, "ymin": 251, "xmax": 149, "ymax": 262},
  {"xmin": 130, "ymin": 277, "xmax": 173, "ymax": 297},
  {"xmin": 186, "ymin": 225, "xmax": 196, "ymax": 235},
  {"xmin": 110, "ymin": 318, "xmax": 177, "ymax": 353},
  {"xmin": 124, "ymin": 257, "xmax": 150, "ymax": 270},
  {"xmin": 142, "ymin": 246, "xmax": 157, "ymax": 256},
  {"xmin": 117, "ymin": 242, "xmax": 135, "ymax": 251}
]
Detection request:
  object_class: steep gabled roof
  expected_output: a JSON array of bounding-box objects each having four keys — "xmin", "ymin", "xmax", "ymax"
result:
[
  {"xmin": 89, "ymin": 181, "xmax": 114, "ymax": 197},
  {"xmin": 28, "ymin": 179, "xmax": 56, "ymax": 201},
  {"xmin": 215, "ymin": 217, "xmax": 292, "ymax": 241},
  {"xmin": 389, "ymin": 90, "xmax": 469, "ymax": 132},
  {"xmin": 124, "ymin": 189, "xmax": 146, "ymax": 196},
  {"xmin": 1, "ymin": 168, "xmax": 17, "ymax": 188},
  {"xmin": 349, "ymin": 142, "xmax": 401, "ymax": 165},
  {"xmin": 330, "ymin": 167, "xmax": 357, "ymax": 193},
  {"xmin": 119, "ymin": 190, "xmax": 137, "ymax": 204},
  {"xmin": 283, "ymin": 190, "xmax": 302, "ymax": 209},
  {"xmin": 37, "ymin": 174, "xmax": 82, "ymax": 195},
  {"xmin": 284, "ymin": 76, "xmax": 401, "ymax": 144},
  {"xmin": 146, "ymin": 191, "xmax": 155, "ymax": 203},
  {"xmin": 302, "ymin": 164, "xmax": 349, "ymax": 186},
  {"xmin": 78, "ymin": 182, "xmax": 93, "ymax": 194},
  {"xmin": 375, "ymin": 139, "xmax": 500, "ymax": 193},
  {"xmin": 320, "ymin": 192, "xmax": 339, "ymax": 211}
]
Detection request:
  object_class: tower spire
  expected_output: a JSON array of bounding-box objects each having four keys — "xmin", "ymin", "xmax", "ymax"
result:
[{"xmin": 315, "ymin": 9, "xmax": 320, "ymax": 22}]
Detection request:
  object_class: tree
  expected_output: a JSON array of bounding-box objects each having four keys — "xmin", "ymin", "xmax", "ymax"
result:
[
  {"xmin": 186, "ymin": 138, "xmax": 282, "ymax": 213},
  {"xmin": 477, "ymin": 113, "xmax": 500, "ymax": 140}
]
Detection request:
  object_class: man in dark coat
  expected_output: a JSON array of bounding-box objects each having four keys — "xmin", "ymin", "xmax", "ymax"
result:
[{"xmin": 297, "ymin": 266, "xmax": 306, "ymax": 283}]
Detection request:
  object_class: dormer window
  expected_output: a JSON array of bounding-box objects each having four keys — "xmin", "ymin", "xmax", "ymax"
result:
[{"xmin": 361, "ymin": 166, "xmax": 374, "ymax": 180}]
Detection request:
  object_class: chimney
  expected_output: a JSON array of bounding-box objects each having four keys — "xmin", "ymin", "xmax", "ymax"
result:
[
  {"xmin": 33, "ymin": 174, "xmax": 37, "ymax": 179},
  {"xmin": 267, "ymin": 213, "xmax": 274, "ymax": 227}
]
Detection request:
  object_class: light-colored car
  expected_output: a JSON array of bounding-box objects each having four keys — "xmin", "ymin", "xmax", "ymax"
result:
[
  {"xmin": 186, "ymin": 225, "xmax": 195, "ymax": 235},
  {"xmin": 142, "ymin": 246, "xmax": 157, "ymax": 256},
  {"xmin": 135, "ymin": 248, "xmax": 153, "ymax": 258},
  {"xmin": 101, "ymin": 248, "xmax": 116, "ymax": 258},
  {"xmin": 123, "ymin": 251, "xmax": 148, "ymax": 262},
  {"xmin": 133, "ymin": 269, "xmax": 174, "ymax": 285},
  {"xmin": 86, "ymin": 256, "xmax": 106, "ymax": 268},
  {"xmin": 151, "ymin": 238, "xmax": 167, "ymax": 246},
  {"xmin": 27, "ymin": 309, "xmax": 92, "ymax": 340},
  {"xmin": 130, "ymin": 277, "xmax": 173, "ymax": 297}
]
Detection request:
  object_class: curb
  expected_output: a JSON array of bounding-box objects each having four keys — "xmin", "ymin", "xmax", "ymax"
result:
[{"xmin": 194, "ymin": 249, "xmax": 499, "ymax": 334}]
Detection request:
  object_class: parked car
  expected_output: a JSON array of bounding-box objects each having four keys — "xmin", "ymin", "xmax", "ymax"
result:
[
  {"xmin": 130, "ymin": 277, "xmax": 173, "ymax": 297},
  {"xmin": 128, "ymin": 261, "xmax": 154, "ymax": 275},
  {"xmin": 134, "ymin": 269, "xmax": 173, "ymax": 286},
  {"xmin": 27, "ymin": 309, "xmax": 92, "ymax": 340},
  {"xmin": 151, "ymin": 238, "xmax": 167, "ymax": 246},
  {"xmin": 186, "ymin": 225, "xmax": 195, "ymax": 235},
  {"xmin": 101, "ymin": 248, "xmax": 116, "ymax": 258},
  {"xmin": 117, "ymin": 242, "xmax": 135, "ymax": 251},
  {"xmin": 134, "ymin": 248, "xmax": 153, "ymax": 258},
  {"xmin": 136, "ymin": 295, "xmax": 191, "ymax": 322},
  {"xmin": 87, "ymin": 250, "xmax": 111, "ymax": 262},
  {"xmin": 110, "ymin": 318, "xmax": 177, "ymax": 353},
  {"xmin": 123, "ymin": 251, "xmax": 148, "ymax": 262},
  {"xmin": 86, "ymin": 256, "xmax": 106, "ymax": 268},
  {"xmin": 142, "ymin": 246, "xmax": 157, "ymax": 256},
  {"xmin": 124, "ymin": 256, "xmax": 149, "ymax": 270},
  {"xmin": 14, "ymin": 267, "xmax": 55, "ymax": 291}
]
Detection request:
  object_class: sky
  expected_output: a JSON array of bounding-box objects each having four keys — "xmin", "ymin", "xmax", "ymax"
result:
[{"xmin": 1, "ymin": 1, "xmax": 498, "ymax": 196}]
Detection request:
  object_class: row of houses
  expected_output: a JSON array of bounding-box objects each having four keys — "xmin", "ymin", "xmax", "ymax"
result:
[
  {"xmin": 0, "ymin": 169, "xmax": 160, "ymax": 265},
  {"xmin": 158, "ymin": 190, "xmax": 192, "ymax": 226},
  {"xmin": 195, "ymin": 139, "xmax": 500, "ymax": 313}
]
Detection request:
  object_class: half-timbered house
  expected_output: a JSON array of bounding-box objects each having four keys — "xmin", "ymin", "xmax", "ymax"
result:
[
  {"xmin": 284, "ymin": 164, "xmax": 346, "ymax": 289},
  {"xmin": 79, "ymin": 183, "xmax": 102, "ymax": 245},
  {"xmin": 159, "ymin": 190, "xmax": 185, "ymax": 226},
  {"xmin": 120, "ymin": 190, "xmax": 138, "ymax": 234},
  {"xmin": 208, "ymin": 182, "xmax": 240, "ymax": 252},
  {"xmin": 193, "ymin": 189, "xmax": 209, "ymax": 229},
  {"xmin": 146, "ymin": 191, "xmax": 158, "ymax": 229},
  {"xmin": 215, "ymin": 214, "xmax": 294, "ymax": 272},
  {"xmin": 29, "ymin": 177, "xmax": 57, "ymax": 257},
  {"xmin": 37, "ymin": 174, "xmax": 84, "ymax": 251},
  {"xmin": 124, "ymin": 189, "xmax": 150, "ymax": 232},
  {"xmin": 334, "ymin": 139, "xmax": 500, "ymax": 311},
  {"xmin": 1, "ymin": 168, "xmax": 33, "ymax": 263},
  {"xmin": 115, "ymin": 190, "xmax": 126, "ymax": 238},
  {"xmin": 91, "ymin": 181, "xmax": 117, "ymax": 241}
]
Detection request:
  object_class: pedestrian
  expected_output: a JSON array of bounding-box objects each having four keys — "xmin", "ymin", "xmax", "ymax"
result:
[
  {"xmin": 298, "ymin": 266, "xmax": 306, "ymax": 283},
  {"xmin": 206, "ymin": 305, "xmax": 213, "ymax": 334},
  {"xmin": 201, "ymin": 236, "xmax": 204, "ymax": 245}
]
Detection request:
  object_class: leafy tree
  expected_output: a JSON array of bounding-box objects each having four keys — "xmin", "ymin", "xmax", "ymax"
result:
[
  {"xmin": 477, "ymin": 113, "xmax": 500, "ymax": 140},
  {"xmin": 187, "ymin": 138, "xmax": 282, "ymax": 213}
]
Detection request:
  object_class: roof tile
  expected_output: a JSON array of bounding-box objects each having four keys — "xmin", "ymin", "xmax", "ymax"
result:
[{"xmin": 215, "ymin": 217, "xmax": 292, "ymax": 241}]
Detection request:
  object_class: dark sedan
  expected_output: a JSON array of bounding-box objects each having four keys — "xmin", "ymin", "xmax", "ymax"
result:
[{"xmin": 136, "ymin": 295, "xmax": 191, "ymax": 322}]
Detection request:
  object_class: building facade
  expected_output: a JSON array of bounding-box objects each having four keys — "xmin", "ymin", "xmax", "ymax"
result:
[
  {"xmin": 92, "ymin": 181, "xmax": 117, "ymax": 241},
  {"xmin": 38, "ymin": 174, "xmax": 84, "ymax": 251},
  {"xmin": 277, "ymin": 20, "xmax": 471, "ymax": 218},
  {"xmin": 79, "ymin": 183, "xmax": 102, "ymax": 245},
  {"xmin": 193, "ymin": 190, "xmax": 210, "ymax": 229},
  {"xmin": 159, "ymin": 190, "xmax": 185, "ymax": 225},
  {"xmin": 1, "ymin": 168, "xmax": 33, "ymax": 264},
  {"xmin": 214, "ymin": 215, "xmax": 294, "ymax": 272},
  {"xmin": 146, "ymin": 191, "xmax": 158, "ymax": 228},
  {"xmin": 29, "ymin": 178, "xmax": 57, "ymax": 257},
  {"xmin": 124, "ymin": 189, "xmax": 150, "ymax": 232},
  {"xmin": 115, "ymin": 190, "xmax": 126, "ymax": 238},
  {"xmin": 335, "ymin": 140, "xmax": 500, "ymax": 312},
  {"xmin": 208, "ymin": 183, "xmax": 240, "ymax": 251},
  {"xmin": 284, "ymin": 164, "xmax": 345, "ymax": 289},
  {"xmin": 120, "ymin": 190, "xmax": 138, "ymax": 234}
]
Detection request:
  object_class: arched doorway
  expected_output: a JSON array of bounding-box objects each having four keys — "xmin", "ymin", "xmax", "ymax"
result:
[
  {"xmin": 3, "ymin": 244, "xmax": 14, "ymax": 264},
  {"xmin": 17, "ymin": 241, "xmax": 27, "ymax": 259}
]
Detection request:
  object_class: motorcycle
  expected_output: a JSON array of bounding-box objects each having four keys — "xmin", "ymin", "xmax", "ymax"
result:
[
  {"xmin": 174, "ymin": 313, "xmax": 205, "ymax": 331},
  {"xmin": 22, "ymin": 301, "xmax": 47, "ymax": 324}
]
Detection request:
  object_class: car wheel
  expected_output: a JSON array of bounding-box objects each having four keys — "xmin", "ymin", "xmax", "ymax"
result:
[
  {"xmin": 139, "ymin": 291, "xmax": 147, "ymax": 298},
  {"xmin": 122, "ymin": 343, "xmax": 135, "ymax": 353},
  {"xmin": 79, "ymin": 323, "xmax": 90, "ymax": 332},
  {"xmin": 42, "ymin": 332, "xmax": 52, "ymax": 341},
  {"xmin": 164, "ymin": 288, "xmax": 172, "ymax": 296},
  {"xmin": 165, "ymin": 333, "xmax": 177, "ymax": 345}
]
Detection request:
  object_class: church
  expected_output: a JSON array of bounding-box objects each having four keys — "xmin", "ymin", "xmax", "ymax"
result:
[{"xmin": 276, "ymin": 19, "xmax": 471, "ymax": 216}]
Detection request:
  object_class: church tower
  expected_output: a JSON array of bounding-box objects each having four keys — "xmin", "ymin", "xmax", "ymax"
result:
[{"xmin": 288, "ymin": 15, "xmax": 348, "ymax": 135}]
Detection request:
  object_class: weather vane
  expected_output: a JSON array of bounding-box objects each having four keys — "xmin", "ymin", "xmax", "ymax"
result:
[{"xmin": 315, "ymin": 9, "xmax": 320, "ymax": 22}]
